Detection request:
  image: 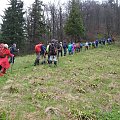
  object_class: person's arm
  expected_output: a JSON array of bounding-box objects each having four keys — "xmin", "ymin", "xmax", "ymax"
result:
[{"xmin": 8, "ymin": 50, "xmax": 14, "ymax": 57}]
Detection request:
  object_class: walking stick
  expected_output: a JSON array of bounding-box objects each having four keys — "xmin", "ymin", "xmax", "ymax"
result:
[{"xmin": 11, "ymin": 56, "xmax": 14, "ymax": 73}]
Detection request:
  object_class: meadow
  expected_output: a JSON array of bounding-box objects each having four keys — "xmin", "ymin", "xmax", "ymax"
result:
[{"xmin": 0, "ymin": 42, "xmax": 120, "ymax": 120}]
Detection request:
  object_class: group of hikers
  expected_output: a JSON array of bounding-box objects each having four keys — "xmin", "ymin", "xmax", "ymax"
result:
[
  {"xmin": 34, "ymin": 37, "xmax": 114, "ymax": 67},
  {"xmin": 0, "ymin": 37, "xmax": 114, "ymax": 76}
]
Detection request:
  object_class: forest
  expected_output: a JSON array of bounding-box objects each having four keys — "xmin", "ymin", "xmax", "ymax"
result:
[{"xmin": 0, "ymin": 0, "xmax": 120, "ymax": 53}]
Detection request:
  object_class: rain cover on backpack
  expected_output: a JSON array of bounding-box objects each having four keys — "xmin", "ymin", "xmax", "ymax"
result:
[{"xmin": 0, "ymin": 43, "xmax": 5, "ymax": 58}]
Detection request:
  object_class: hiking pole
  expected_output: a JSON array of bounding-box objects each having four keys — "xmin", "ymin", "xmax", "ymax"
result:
[{"xmin": 10, "ymin": 56, "xmax": 14, "ymax": 73}]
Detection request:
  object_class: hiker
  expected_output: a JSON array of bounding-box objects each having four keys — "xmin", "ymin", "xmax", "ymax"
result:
[
  {"xmin": 40, "ymin": 44, "xmax": 47, "ymax": 64},
  {"xmin": 48, "ymin": 42, "xmax": 57, "ymax": 66},
  {"xmin": 107, "ymin": 37, "xmax": 112, "ymax": 45},
  {"xmin": 0, "ymin": 44, "xmax": 14, "ymax": 76},
  {"xmin": 63, "ymin": 41, "xmax": 68, "ymax": 56},
  {"xmin": 99, "ymin": 39, "xmax": 102, "ymax": 45},
  {"xmin": 34, "ymin": 42, "xmax": 43, "ymax": 66},
  {"xmin": 9, "ymin": 43, "xmax": 19, "ymax": 63},
  {"xmin": 102, "ymin": 38, "xmax": 106, "ymax": 45},
  {"xmin": 80, "ymin": 43, "xmax": 83, "ymax": 51},
  {"xmin": 57, "ymin": 42, "xmax": 63, "ymax": 57},
  {"xmin": 88, "ymin": 42, "xmax": 92, "ymax": 49},
  {"xmin": 85, "ymin": 42, "xmax": 89, "ymax": 50},
  {"xmin": 75, "ymin": 42, "xmax": 80, "ymax": 52},
  {"xmin": 109, "ymin": 37, "xmax": 112, "ymax": 44},
  {"xmin": 95, "ymin": 39, "xmax": 99, "ymax": 48},
  {"xmin": 68, "ymin": 43, "xmax": 72, "ymax": 55},
  {"xmin": 72, "ymin": 42, "xmax": 76, "ymax": 54},
  {"xmin": 92, "ymin": 41, "xmax": 95, "ymax": 48}
]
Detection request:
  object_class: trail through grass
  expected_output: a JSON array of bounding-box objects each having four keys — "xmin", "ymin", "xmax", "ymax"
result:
[{"xmin": 0, "ymin": 43, "xmax": 120, "ymax": 120}]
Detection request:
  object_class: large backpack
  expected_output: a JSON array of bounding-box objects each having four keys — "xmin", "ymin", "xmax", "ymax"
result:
[
  {"xmin": 0, "ymin": 44, "xmax": 5, "ymax": 58},
  {"xmin": 41, "ymin": 45, "xmax": 46, "ymax": 54},
  {"xmin": 49, "ymin": 44, "xmax": 56, "ymax": 55},
  {"xmin": 57, "ymin": 43, "xmax": 62, "ymax": 50}
]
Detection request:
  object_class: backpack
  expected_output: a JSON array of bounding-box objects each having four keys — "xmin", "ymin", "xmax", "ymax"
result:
[
  {"xmin": 0, "ymin": 44, "xmax": 5, "ymax": 58},
  {"xmin": 63, "ymin": 43, "xmax": 67, "ymax": 49},
  {"xmin": 41, "ymin": 45, "xmax": 46, "ymax": 54},
  {"xmin": 50, "ymin": 44, "xmax": 56, "ymax": 55},
  {"xmin": 57, "ymin": 44, "xmax": 62, "ymax": 50}
]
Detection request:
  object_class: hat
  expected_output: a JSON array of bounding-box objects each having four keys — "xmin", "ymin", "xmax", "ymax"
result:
[
  {"xmin": 13, "ymin": 43, "xmax": 16, "ymax": 47},
  {"xmin": 4, "ymin": 44, "xmax": 8, "ymax": 49}
]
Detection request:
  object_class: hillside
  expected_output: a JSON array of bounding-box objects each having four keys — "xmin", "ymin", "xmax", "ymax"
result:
[{"xmin": 0, "ymin": 43, "xmax": 120, "ymax": 120}]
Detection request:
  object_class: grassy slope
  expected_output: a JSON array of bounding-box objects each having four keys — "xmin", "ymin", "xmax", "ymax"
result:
[{"xmin": 0, "ymin": 43, "xmax": 120, "ymax": 120}]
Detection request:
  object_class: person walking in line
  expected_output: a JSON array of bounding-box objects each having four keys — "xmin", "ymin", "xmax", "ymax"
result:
[
  {"xmin": 40, "ymin": 44, "xmax": 46, "ymax": 64},
  {"xmin": 95, "ymin": 39, "xmax": 99, "ymax": 48},
  {"xmin": 34, "ymin": 42, "xmax": 43, "ymax": 66},
  {"xmin": 49, "ymin": 42, "xmax": 57, "ymax": 66},
  {"xmin": 63, "ymin": 41, "xmax": 68, "ymax": 56},
  {"xmin": 68, "ymin": 43, "xmax": 72, "ymax": 55},
  {"xmin": 0, "ymin": 44, "xmax": 14, "ymax": 76},
  {"xmin": 80, "ymin": 43, "xmax": 83, "ymax": 51},
  {"xmin": 85, "ymin": 42, "xmax": 89, "ymax": 50},
  {"xmin": 9, "ymin": 43, "xmax": 19, "ymax": 64},
  {"xmin": 57, "ymin": 42, "xmax": 63, "ymax": 57}
]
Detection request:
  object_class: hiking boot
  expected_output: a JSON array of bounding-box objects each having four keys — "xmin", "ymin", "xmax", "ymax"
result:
[
  {"xmin": 54, "ymin": 61, "xmax": 57, "ymax": 66},
  {"xmin": 34, "ymin": 59, "xmax": 39, "ymax": 66},
  {"xmin": 37, "ymin": 60, "xmax": 39, "ymax": 65},
  {"xmin": 49, "ymin": 61, "xmax": 52, "ymax": 67}
]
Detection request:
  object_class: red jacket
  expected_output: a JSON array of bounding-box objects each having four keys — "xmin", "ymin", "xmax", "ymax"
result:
[
  {"xmin": 0, "ymin": 48, "xmax": 14, "ymax": 69},
  {"xmin": 35, "ymin": 44, "xmax": 42, "ymax": 53},
  {"xmin": 2, "ymin": 48, "xmax": 13, "ymax": 58}
]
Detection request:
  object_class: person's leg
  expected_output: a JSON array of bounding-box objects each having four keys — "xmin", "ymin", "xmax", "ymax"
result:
[
  {"xmin": 64, "ymin": 48, "xmax": 66, "ymax": 56},
  {"xmin": 71, "ymin": 49, "xmax": 73, "ymax": 54},
  {"xmin": 53, "ymin": 56, "xmax": 57, "ymax": 66},
  {"xmin": 34, "ymin": 53, "xmax": 40, "ymax": 66},
  {"xmin": 1, "ymin": 67, "xmax": 6, "ymax": 74},
  {"xmin": 41, "ymin": 54, "xmax": 45, "ymax": 64},
  {"xmin": 80, "ymin": 47, "xmax": 82, "ymax": 51},
  {"xmin": 69, "ymin": 50, "xmax": 70, "ymax": 55},
  {"xmin": 9, "ymin": 57, "xmax": 12, "ymax": 63},
  {"xmin": 48, "ymin": 54, "xmax": 50, "ymax": 64},
  {"xmin": 13, "ymin": 56, "xmax": 15, "ymax": 63},
  {"xmin": 61, "ymin": 50, "xmax": 63, "ymax": 57},
  {"xmin": 63, "ymin": 48, "xmax": 65, "ymax": 56},
  {"xmin": 49, "ymin": 56, "xmax": 53, "ymax": 65},
  {"xmin": 57, "ymin": 51, "xmax": 60, "ymax": 58},
  {"xmin": 43, "ymin": 55, "xmax": 46, "ymax": 64}
]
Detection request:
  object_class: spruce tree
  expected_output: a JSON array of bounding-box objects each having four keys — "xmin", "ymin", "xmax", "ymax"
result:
[
  {"xmin": 64, "ymin": 0, "xmax": 85, "ymax": 42},
  {"xmin": 1, "ymin": 0, "xmax": 25, "ymax": 48},
  {"xmin": 27, "ymin": 0, "xmax": 46, "ymax": 44}
]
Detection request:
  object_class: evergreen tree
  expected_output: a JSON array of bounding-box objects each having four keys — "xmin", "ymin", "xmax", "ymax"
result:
[
  {"xmin": 64, "ymin": 0, "xmax": 85, "ymax": 42},
  {"xmin": 27, "ymin": 0, "xmax": 46, "ymax": 44},
  {"xmin": 1, "ymin": 0, "xmax": 25, "ymax": 48}
]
